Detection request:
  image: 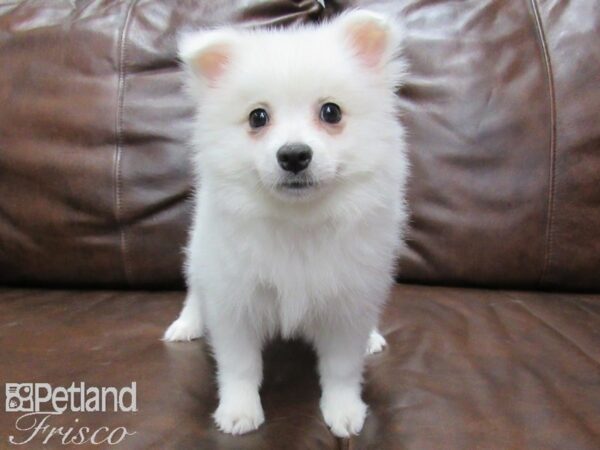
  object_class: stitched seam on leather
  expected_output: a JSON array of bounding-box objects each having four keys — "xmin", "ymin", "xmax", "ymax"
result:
[
  {"xmin": 529, "ymin": 0, "xmax": 557, "ymax": 287},
  {"xmin": 114, "ymin": 0, "xmax": 138, "ymax": 287}
]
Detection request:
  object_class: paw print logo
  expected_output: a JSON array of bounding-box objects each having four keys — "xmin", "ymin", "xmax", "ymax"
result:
[{"xmin": 5, "ymin": 383, "xmax": 34, "ymax": 412}]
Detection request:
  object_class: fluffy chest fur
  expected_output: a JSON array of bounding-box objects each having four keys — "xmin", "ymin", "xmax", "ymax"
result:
[{"xmin": 193, "ymin": 177, "xmax": 405, "ymax": 337}]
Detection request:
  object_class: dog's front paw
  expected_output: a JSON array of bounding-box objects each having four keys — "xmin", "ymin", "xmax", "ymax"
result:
[
  {"xmin": 366, "ymin": 330, "xmax": 387, "ymax": 355},
  {"xmin": 163, "ymin": 317, "xmax": 203, "ymax": 342},
  {"xmin": 213, "ymin": 393, "xmax": 265, "ymax": 435},
  {"xmin": 320, "ymin": 390, "xmax": 367, "ymax": 437}
]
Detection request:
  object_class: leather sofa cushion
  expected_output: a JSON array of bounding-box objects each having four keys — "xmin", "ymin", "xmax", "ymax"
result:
[{"xmin": 1, "ymin": 284, "xmax": 599, "ymax": 448}]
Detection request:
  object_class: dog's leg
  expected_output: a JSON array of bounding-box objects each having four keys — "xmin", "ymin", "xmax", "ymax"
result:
[
  {"xmin": 313, "ymin": 322, "xmax": 371, "ymax": 437},
  {"xmin": 211, "ymin": 319, "xmax": 265, "ymax": 435},
  {"xmin": 366, "ymin": 328, "xmax": 387, "ymax": 355},
  {"xmin": 163, "ymin": 286, "xmax": 204, "ymax": 341}
]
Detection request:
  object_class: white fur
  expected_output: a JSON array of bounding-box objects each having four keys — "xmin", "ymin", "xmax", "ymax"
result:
[{"xmin": 165, "ymin": 10, "xmax": 409, "ymax": 438}]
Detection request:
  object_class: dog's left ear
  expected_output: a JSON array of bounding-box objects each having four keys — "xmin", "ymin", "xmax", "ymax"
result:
[
  {"xmin": 178, "ymin": 29, "xmax": 236, "ymax": 88},
  {"xmin": 336, "ymin": 10, "xmax": 405, "ymax": 80}
]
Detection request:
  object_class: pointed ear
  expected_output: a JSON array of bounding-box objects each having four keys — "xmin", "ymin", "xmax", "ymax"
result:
[
  {"xmin": 337, "ymin": 10, "xmax": 401, "ymax": 70},
  {"xmin": 178, "ymin": 29, "xmax": 236, "ymax": 86}
]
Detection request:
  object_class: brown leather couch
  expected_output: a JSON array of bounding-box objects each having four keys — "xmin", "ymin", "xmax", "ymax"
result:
[{"xmin": 1, "ymin": 1, "xmax": 599, "ymax": 449}]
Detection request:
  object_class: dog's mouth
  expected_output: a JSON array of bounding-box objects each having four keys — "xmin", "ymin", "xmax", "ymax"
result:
[
  {"xmin": 278, "ymin": 180, "xmax": 316, "ymax": 190},
  {"xmin": 274, "ymin": 176, "xmax": 319, "ymax": 195}
]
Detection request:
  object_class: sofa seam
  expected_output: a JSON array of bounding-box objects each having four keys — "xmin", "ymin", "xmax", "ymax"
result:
[
  {"xmin": 114, "ymin": 0, "xmax": 138, "ymax": 287},
  {"xmin": 528, "ymin": 0, "xmax": 557, "ymax": 287}
]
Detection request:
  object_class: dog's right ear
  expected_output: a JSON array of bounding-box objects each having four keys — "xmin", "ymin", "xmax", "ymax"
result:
[
  {"xmin": 335, "ymin": 10, "xmax": 406, "ymax": 88},
  {"xmin": 178, "ymin": 29, "xmax": 236, "ymax": 86}
]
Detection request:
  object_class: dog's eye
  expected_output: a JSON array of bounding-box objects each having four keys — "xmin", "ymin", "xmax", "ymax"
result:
[
  {"xmin": 320, "ymin": 103, "xmax": 342, "ymax": 124},
  {"xmin": 249, "ymin": 108, "xmax": 269, "ymax": 128}
]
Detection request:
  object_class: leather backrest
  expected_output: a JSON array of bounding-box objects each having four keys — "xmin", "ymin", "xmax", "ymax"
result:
[
  {"xmin": 1, "ymin": 0, "xmax": 598, "ymax": 290},
  {"xmin": 0, "ymin": 0, "xmax": 321, "ymax": 287},
  {"xmin": 350, "ymin": 0, "xmax": 600, "ymax": 290}
]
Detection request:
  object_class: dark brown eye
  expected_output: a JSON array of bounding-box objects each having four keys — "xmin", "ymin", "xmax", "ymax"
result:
[
  {"xmin": 320, "ymin": 102, "xmax": 342, "ymax": 124},
  {"xmin": 249, "ymin": 108, "xmax": 269, "ymax": 128}
]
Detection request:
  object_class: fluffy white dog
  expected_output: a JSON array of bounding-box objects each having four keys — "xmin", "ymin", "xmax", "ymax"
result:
[{"xmin": 164, "ymin": 10, "xmax": 409, "ymax": 438}]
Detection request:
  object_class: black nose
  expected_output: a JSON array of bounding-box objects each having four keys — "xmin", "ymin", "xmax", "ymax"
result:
[{"xmin": 277, "ymin": 143, "xmax": 313, "ymax": 174}]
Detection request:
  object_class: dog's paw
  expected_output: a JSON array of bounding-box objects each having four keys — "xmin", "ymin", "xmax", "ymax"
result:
[
  {"xmin": 320, "ymin": 391, "xmax": 367, "ymax": 437},
  {"xmin": 213, "ymin": 394, "xmax": 265, "ymax": 435},
  {"xmin": 163, "ymin": 317, "xmax": 203, "ymax": 342},
  {"xmin": 366, "ymin": 330, "xmax": 387, "ymax": 355}
]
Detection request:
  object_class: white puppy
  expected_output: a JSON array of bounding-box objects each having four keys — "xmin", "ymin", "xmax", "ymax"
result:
[{"xmin": 164, "ymin": 10, "xmax": 409, "ymax": 438}]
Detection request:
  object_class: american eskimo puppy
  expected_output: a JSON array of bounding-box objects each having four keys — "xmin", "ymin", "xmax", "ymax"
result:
[{"xmin": 164, "ymin": 10, "xmax": 409, "ymax": 437}]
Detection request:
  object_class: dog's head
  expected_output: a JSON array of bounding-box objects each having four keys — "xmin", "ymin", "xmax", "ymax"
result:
[{"xmin": 180, "ymin": 10, "xmax": 406, "ymax": 211}]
